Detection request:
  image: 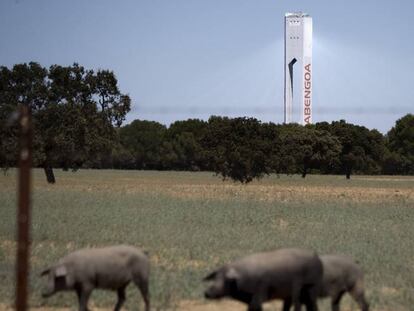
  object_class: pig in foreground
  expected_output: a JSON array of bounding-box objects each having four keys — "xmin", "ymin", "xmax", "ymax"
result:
[
  {"xmin": 284, "ymin": 254, "xmax": 369, "ymax": 311},
  {"xmin": 40, "ymin": 245, "xmax": 150, "ymax": 311},
  {"xmin": 203, "ymin": 248, "xmax": 323, "ymax": 311}
]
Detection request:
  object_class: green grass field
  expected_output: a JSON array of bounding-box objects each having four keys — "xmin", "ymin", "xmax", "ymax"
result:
[{"xmin": 0, "ymin": 170, "xmax": 413, "ymax": 310}]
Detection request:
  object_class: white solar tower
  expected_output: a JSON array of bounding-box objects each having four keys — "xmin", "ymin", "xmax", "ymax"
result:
[{"xmin": 284, "ymin": 12, "xmax": 312, "ymax": 125}]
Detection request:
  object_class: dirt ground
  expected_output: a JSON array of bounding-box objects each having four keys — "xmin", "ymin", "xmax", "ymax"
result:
[
  {"xmin": 0, "ymin": 300, "xmax": 401, "ymax": 311},
  {"xmin": 0, "ymin": 300, "xmax": 263, "ymax": 311}
]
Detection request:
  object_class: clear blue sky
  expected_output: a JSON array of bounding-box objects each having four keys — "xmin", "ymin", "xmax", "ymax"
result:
[{"xmin": 1, "ymin": 0, "xmax": 413, "ymax": 133}]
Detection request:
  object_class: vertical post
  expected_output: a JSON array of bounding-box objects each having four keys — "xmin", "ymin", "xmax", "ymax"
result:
[{"xmin": 15, "ymin": 104, "xmax": 33, "ymax": 311}]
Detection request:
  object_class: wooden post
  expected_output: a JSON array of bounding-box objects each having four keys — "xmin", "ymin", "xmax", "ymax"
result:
[{"xmin": 15, "ymin": 105, "xmax": 33, "ymax": 311}]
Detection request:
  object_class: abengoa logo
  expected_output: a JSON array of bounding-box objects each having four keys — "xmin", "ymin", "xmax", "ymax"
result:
[{"xmin": 303, "ymin": 63, "xmax": 311, "ymax": 124}]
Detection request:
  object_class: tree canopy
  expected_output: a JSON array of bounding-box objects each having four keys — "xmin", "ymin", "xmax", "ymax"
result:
[
  {"xmin": 314, "ymin": 120, "xmax": 386, "ymax": 179},
  {"xmin": 201, "ymin": 116, "xmax": 272, "ymax": 183},
  {"xmin": 113, "ymin": 116, "xmax": 410, "ymax": 182},
  {"xmin": 1, "ymin": 62, "xmax": 413, "ymax": 183},
  {"xmin": 0, "ymin": 62, "xmax": 131, "ymax": 182},
  {"xmin": 385, "ymin": 114, "xmax": 414, "ymax": 174}
]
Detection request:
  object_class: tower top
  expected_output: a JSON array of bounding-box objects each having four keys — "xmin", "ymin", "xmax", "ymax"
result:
[{"xmin": 285, "ymin": 12, "xmax": 310, "ymax": 18}]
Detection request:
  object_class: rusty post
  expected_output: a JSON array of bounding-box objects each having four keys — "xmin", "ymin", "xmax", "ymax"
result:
[{"xmin": 15, "ymin": 104, "xmax": 33, "ymax": 311}]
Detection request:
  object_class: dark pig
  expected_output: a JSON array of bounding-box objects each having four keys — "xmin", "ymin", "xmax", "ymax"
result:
[{"xmin": 203, "ymin": 248, "xmax": 323, "ymax": 311}]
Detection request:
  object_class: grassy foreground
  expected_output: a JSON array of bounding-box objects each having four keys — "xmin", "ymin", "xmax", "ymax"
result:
[{"xmin": 0, "ymin": 170, "xmax": 413, "ymax": 310}]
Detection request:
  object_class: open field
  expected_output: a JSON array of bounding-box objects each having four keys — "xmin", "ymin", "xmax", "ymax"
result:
[{"xmin": 1, "ymin": 170, "xmax": 414, "ymax": 310}]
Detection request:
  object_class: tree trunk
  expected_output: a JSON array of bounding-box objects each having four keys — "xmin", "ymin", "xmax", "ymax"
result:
[
  {"xmin": 346, "ymin": 171, "xmax": 351, "ymax": 179},
  {"xmin": 43, "ymin": 167, "xmax": 56, "ymax": 184}
]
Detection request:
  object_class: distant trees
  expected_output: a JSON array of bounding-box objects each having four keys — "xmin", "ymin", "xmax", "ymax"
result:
[
  {"xmin": 162, "ymin": 119, "xmax": 207, "ymax": 171},
  {"xmin": 201, "ymin": 117, "xmax": 272, "ymax": 183},
  {"xmin": 0, "ymin": 62, "xmax": 131, "ymax": 183},
  {"xmin": 1, "ymin": 62, "xmax": 413, "ymax": 183},
  {"xmin": 384, "ymin": 114, "xmax": 414, "ymax": 174},
  {"xmin": 279, "ymin": 124, "xmax": 341, "ymax": 178},
  {"xmin": 314, "ymin": 120, "xmax": 386, "ymax": 179},
  {"xmin": 119, "ymin": 120, "xmax": 166, "ymax": 169},
  {"xmin": 112, "ymin": 116, "xmax": 412, "ymax": 182},
  {"xmin": 117, "ymin": 119, "xmax": 208, "ymax": 171}
]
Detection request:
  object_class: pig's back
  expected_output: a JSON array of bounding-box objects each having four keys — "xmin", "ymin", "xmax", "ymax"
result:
[
  {"xmin": 61, "ymin": 245, "xmax": 148, "ymax": 289},
  {"xmin": 232, "ymin": 248, "xmax": 322, "ymax": 299}
]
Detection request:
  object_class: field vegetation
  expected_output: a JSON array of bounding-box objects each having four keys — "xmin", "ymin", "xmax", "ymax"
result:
[{"xmin": 0, "ymin": 170, "xmax": 413, "ymax": 310}]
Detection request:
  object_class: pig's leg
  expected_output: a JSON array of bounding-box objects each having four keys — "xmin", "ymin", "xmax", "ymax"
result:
[
  {"xmin": 76, "ymin": 285, "xmax": 92, "ymax": 311},
  {"xmin": 291, "ymin": 283, "xmax": 302, "ymax": 311},
  {"xmin": 247, "ymin": 293, "xmax": 263, "ymax": 311},
  {"xmin": 349, "ymin": 284, "xmax": 369, "ymax": 311},
  {"xmin": 282, "ymin": 298, "xmax": 292, "ymax": 311},
  {"xmin": 330, "ymin": 291, "xmax": 345, "ymax": 311},
  {"xmin": 355, "ymin": 296, "xmax": 369, "ymax": 311},
  {"xmin": 305, "ymin": 285, "xmax": 319, "ymax": 311},
  {"xmin": 134, "ymin": 278, "xmax": 150, "ymax": 311},
  {"xmin": 247, "ymin": 305, "xmax": 262, "ymax": 311},
  {"xmin": 114, "ymin": 286, "xmax": 127, "ymax": 311}
]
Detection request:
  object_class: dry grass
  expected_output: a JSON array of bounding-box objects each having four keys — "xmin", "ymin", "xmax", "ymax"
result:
[
  {"xmin": 162, "ymin": 183, "xmax": 414, "ymax": 203},
  {"xmin": 3, "ymin": 169, "xmax": 412, "ymax": 204},
  {"xmin": 0, "ymin": 169, "xmax": 413, "ymax": 311}
]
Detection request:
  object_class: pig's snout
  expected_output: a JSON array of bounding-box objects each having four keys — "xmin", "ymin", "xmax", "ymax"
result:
[
  {"xmin": 204, "ymin": 288, "xmax": 221, "ymax": 299},
  {"xmin": 41, "ymin": 290, "xmax": 54, "ymax": 298},
  {"xmin": 41, "ymin": 284, "xmax": 55, "ymax": 298}
]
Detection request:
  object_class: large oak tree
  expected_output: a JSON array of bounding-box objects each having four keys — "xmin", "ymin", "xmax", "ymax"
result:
[{"xmin": 0, "ymin": 62, "xmax": 131, "ymax": 183}]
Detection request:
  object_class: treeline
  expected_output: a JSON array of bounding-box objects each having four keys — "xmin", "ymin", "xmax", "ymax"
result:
[
  {"xmin": 1, "ymin": 62, "xmax": 413, "ymax": 183},
  {"xmin": 91, "ymin": 115, "xmax": 413, "ymax": 182}
]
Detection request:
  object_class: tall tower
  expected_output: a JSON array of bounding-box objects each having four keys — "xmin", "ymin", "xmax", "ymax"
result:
[{"xmin": 284, "ymin": 12, "xmax": 312, "ymax": 125}]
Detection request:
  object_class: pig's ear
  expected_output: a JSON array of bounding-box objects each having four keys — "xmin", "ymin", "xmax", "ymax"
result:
[
  {"xmin": 55, "ymin": 265, "xmax": 67, "ymax": 277},
  {"xmin": 203, "ymin": 270, "xmax": 218, "ymax": 281},
  {"xmin": 40, "ymin": 268, "xmax": 50, "ymax": 277},
  {"xmin": 225, "ymin": 268, "xmax": 239, "ymax": 291},
  {"xmin": 55, "ymin": 265, "xmax": 74, "ymax": 288},
  {"xmin": 225, "ymin": 267, "xmax": 239, "ymax": 281}
]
